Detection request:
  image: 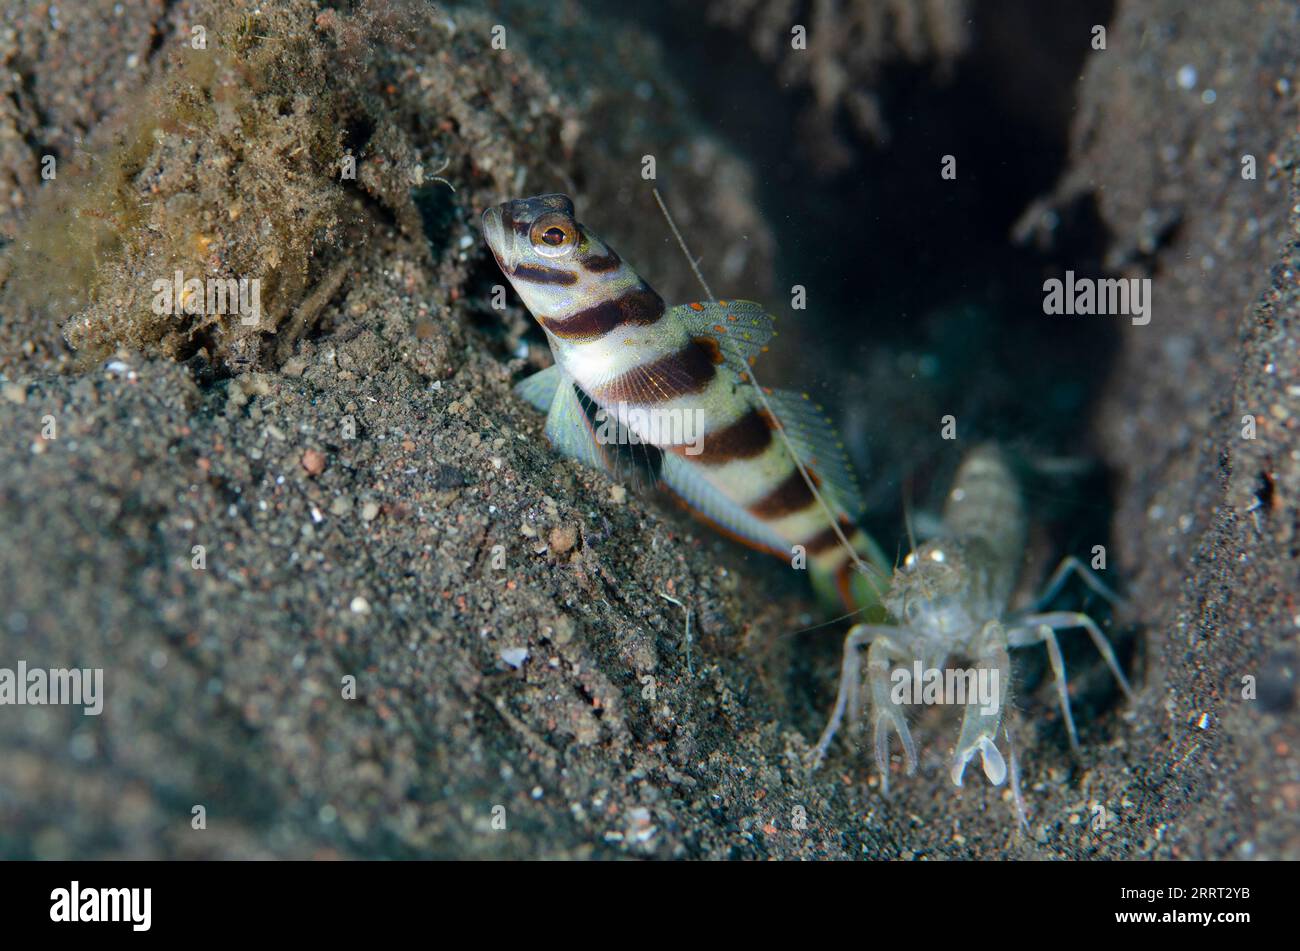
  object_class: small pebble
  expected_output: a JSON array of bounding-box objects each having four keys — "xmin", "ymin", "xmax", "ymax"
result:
[
  {"xmin": 549, "ymin": 524, "xmax": 577, "ymax": 554},
  {"xmin": 301, "ymin": 449, "xmax": 326, "ymax": 476}
]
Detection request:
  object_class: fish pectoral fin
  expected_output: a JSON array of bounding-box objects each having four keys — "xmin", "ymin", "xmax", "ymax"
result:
[
  {"xmin": 667, "ymin": 300, "xmax": 775, "ymax": 377},
  {"xmin": 542, "ymin": 373, "xmax": 613, "ymax": 474},
  {"xmin": 514, "ymin": 363, "xmax": 564, "ymax": 412},
  {"xmin": 763, "ymin": 388, "xmax": 866, "ymax": 522}
]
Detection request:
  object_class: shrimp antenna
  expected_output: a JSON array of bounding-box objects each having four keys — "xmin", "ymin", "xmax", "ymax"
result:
[
  {"xmin": 652, "ymin": 188, "xmax": 715, "ymax": 302},
  {"xmin": 651, "ymin": 186, "xmax": 887, "ymax": 601},
  {"xmin": 779, "ymin": 604, "xmax": 873, "ymax": 640},
  {"xmin": 901, "ymin": 472, "xmax": 919, "ymax": 565}
]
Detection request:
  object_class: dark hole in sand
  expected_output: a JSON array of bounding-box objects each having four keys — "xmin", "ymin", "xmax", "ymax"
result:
[
  {"xmin": 458, "ymin": 242, "xmax": 546, "ymax": 361},
  {"xmin": 413, "ymin": 183, "xmax": 458, "ymax": 253},
  {"xmin": 619, "ymin": 0, "xmax": 1134, "ymax": 738}
]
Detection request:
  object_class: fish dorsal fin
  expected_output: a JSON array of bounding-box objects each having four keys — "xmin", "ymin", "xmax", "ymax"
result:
[
  {"xmin": 514, "ymin": 364, "xmax": 564, "ymax": 412},
  {"xmin": 762, "ymin": 388, "xmax": 865, "ymax": 521},
  {"xmin": 668, "ymin": 300, "xmax": 775, "ymax": 378}
]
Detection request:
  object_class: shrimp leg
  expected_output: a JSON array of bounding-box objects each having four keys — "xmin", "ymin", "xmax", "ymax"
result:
[
  {"xmin": 1033, "ymin": 555, "xmax": 1122, "ymax": 611},
  {"xmin": 1007, "ymin": 621, "xmax": 1082, "ymax": 753},
  {"xmin": 1003, "ymin": 719, "xmax": 1030, "ymax": 831},
  {"xmin": 951, "ymin": 620, "xmax": 1010, "ymax": 787},
  {"xmin": 866, "ymin": 634, "xmax": 919, "ymax": 794},
  {"xmin": 1017, "ymin": 610, "xmax": 1137, "ymax": 702},
  {"xmin": 812, "ymin": 623, "xmax": 889, "ymax": 767}
]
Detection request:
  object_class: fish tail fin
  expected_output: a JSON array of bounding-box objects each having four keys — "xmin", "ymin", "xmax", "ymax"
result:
[{"xmin": 809, "ymin": 525, "xmax": 891, "ymax": 618}]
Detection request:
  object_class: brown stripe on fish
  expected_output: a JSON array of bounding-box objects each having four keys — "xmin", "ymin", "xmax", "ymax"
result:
[
  {"xmin": 669, "ymin": 406, "xmax": 772, "ymax": 463},
  {"xmin": 804, "ymin": 519, "xmax": 859, "ymax": 556},
  {"xmin": 591, "ymin": 339, "xmax": 716, "ymax": 403},
  {"xmin": 581, "ymin": 249, "xmax": 622, "ymax": 272},
  {"xmin": 833, "ymin": 557, "xmax": 857, "ymax": 606},
  {"xmin": 748, "ymin": 468, "xmax": 818, "ymax": 520},
  {"xmin": 512, "ymin": 263, "xmax": 579, "ymax": 285},
  {"xmin": 547, "ymin": 284, "xmax": 666, "ymax": 341}
]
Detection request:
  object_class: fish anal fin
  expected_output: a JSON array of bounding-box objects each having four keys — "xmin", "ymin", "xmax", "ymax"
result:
[{"xmin": 659, "ymin": 452, "xmax": 791, "ymax": 558}]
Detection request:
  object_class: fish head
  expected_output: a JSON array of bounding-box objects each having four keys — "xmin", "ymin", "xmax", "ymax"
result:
[
  {"xmin": 481, "ymin": 194, "xmax": 625, "ymax": 325},
  {"xmin": 482, "ymin": 194, "xmax": 577, "ymax": 268}
]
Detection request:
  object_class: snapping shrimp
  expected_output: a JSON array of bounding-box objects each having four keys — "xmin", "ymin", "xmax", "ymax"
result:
[{"xmin": 812, "ymin": 445, "xmax": 1136, "ymax": 813}]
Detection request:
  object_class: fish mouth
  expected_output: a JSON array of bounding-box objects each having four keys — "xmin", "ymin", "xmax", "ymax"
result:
[{"xmin": 481, "ymin": 205, "xmax": 516, "ymax": 273}]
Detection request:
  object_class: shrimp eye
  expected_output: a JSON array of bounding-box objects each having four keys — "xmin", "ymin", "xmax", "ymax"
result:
[{"xmin": 529, "ymin": 214, "xmax": 577, "ymax": 257}]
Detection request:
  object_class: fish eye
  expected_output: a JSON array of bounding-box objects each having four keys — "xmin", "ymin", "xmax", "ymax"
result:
[{"xmin": 529, "ymin": 214, "xmax": 577, "ymax": 257}]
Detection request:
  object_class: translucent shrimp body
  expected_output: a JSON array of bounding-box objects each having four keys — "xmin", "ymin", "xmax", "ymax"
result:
[{"xmin": 813, "ymin": 445, "xmax": 1136, "ymax": 817}]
